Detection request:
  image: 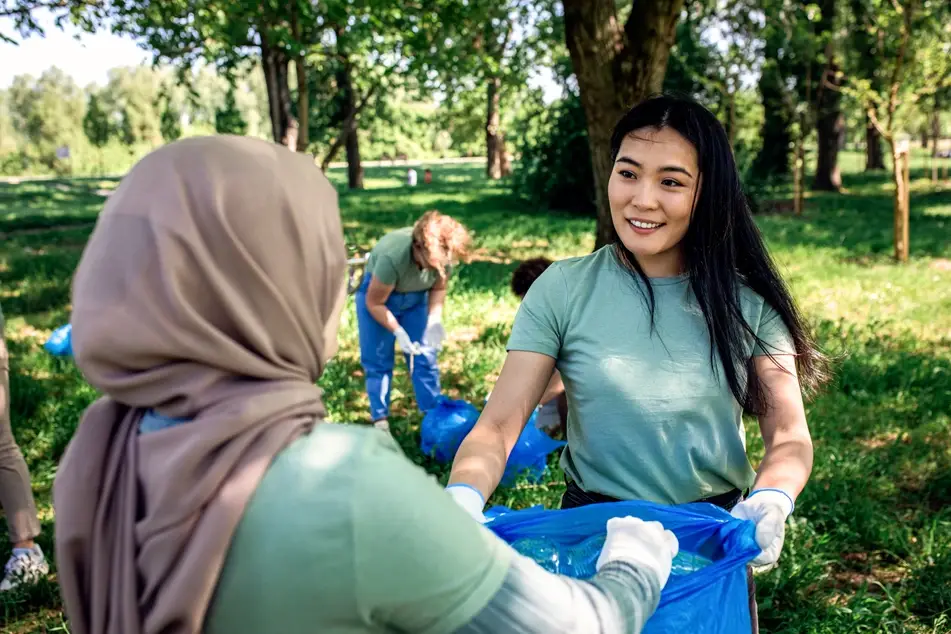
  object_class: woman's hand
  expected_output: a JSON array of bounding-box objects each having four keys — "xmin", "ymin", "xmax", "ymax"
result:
[
  {"xmin": 598, "ymin": 517, "xmax": 679, "ymax": 589},
  {"xmin": 423, "ymin": 318, "xmax": 446, "ymax": 350},
  {"xmin": 730, "ymin": 489, "xmax": 794, "ymax": 567}
]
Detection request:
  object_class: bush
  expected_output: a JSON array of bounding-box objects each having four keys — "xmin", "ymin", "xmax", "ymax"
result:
[{"xmin": 511, "ymin": 93, "xmax": 595, "ymax": 216}]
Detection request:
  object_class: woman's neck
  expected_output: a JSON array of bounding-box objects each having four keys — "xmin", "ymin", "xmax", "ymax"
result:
[{"xmin": 632, "ymin": 247, "xmax": 685, "ymax": 279}]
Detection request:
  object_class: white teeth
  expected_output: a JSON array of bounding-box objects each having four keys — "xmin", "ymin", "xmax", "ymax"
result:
[{"xmin": 630, "ymin": 219, "xmax": 662, "ymax": 229}]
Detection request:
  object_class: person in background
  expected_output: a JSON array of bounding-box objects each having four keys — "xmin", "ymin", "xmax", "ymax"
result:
[
  {"xmin": 53, "ymin": 136, "xmax": 681, "ymax": 634},
  {"xmin": 0, "ymin": 302, "xmax": 49, "ymax": 591},
  {"xmin": 407, "ymin": 168, "xmax": 418, "ymax": 187},
  {"xmin": 424, "ymin": 168, "xmax": 433, "ymax": 185},
  {"xmin": 356, "ymin": 210, "xmax": 471, "ymax": 432},
  {"xmin": 510, "ymin": 258, "xmax": 567, "ymax": 435},
  {"xmin": 445, "ymin": 95, "xmax": 828, "ymax": 632}
]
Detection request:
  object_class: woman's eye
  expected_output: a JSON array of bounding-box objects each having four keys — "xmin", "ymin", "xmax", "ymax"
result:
[
  {"xmin": 619, "ymin": 170, "xmax": 636, "ymax": 179},
  {"xmin": 662, "ymin": 178, "xmax": 683, "ymax": 187}
]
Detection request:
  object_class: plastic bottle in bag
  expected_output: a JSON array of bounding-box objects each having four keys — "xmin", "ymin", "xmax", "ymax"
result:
[{"xmin": 512, "ymin": 538, "xmax": 560, "ymax": 573}]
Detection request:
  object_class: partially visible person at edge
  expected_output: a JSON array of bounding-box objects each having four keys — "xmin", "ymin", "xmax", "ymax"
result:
[
  {"xmin": 52, "ymin": 135, "xmax": 680, "ymax": 634},
  {"xmin": 0, "ymin": 300, "xmax": 50, "ymax": 592},
  {"xmin": 445, "ymin": 94, "xmax": 829, "ymax": 633},
  {"xmin": 355, "ymin": 210, "xmax": 471, "ymax": 433},
  {"xmin": 510, "ymin": 258, "xmax": 567, "ymax": 435}
]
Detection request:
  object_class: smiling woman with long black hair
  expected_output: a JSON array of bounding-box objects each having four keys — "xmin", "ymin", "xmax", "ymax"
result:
[{"xmin": 445, "ymin": 94, "xmax": 829, "ymax": 632}]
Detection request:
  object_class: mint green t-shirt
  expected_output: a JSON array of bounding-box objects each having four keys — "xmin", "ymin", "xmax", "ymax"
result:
[
  {"xmin": 366, "ymin": 228, "xmax": 448, "ymax": 293},
  {"xmin": 205, "ymin": 424, "xmax": 511, "ymax": 634},
  {"xmin": 507, "ymin": 246, "xmax": 795, "ymax": 505}
]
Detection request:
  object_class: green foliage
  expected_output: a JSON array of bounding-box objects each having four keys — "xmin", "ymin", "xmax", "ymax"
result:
[
  {"xmin": 0, "ymin": 63, "xmax": 268, "ymax": 177},
  {"xmin": 215, "ymin": 86, "xmax": 248, "ymax": 136},
  {"xmin": 6, "ymin": 67, "xmax": 86, "ymax": 174},
  {"xmin": 83, "ymin": 91, "xmax": 113, "ymax": 149},
  {"xmin": 844, "ymin": 0, "xmax": 951, "ymax": 140},
  {"xmin": 158, "ymin": 85, "xmax": 183, "ymax": 142},
  {"xmin": 511, "ymin": 92, "xmax": 595, "ymax": 215}
]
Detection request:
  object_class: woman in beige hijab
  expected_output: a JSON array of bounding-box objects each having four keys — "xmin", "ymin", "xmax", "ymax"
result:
[{"xmin": 54, "ymin": 136, "xmax": 678, "ymax": 634}]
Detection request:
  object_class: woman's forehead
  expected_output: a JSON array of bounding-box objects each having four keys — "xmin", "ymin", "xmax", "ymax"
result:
[{"xmin": 618, "ymin": 127, "xmax": 698, "ymax": 168}]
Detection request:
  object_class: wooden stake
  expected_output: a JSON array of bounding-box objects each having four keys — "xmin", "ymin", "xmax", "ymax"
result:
[{"xmin": 894, "ymin": 146, "xmax": 911, "ymax": 262}]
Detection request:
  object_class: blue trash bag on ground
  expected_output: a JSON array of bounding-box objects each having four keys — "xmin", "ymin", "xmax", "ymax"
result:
[
  {"xmin": 420, "ymin": 396, "xmax": 481, "ymax": 463},
  {"xmin": 499, "ymin": 411, "xmax": 566, "ymax": 486},
  {"xmin": 485, "ymin": 500, "xmax": 760, "ymax": 634},
  {"xmin": 420, "ymin": 399, "xmax": 565, "ymax": 481},
  {"xmin": 43, "ymin": 323, "xmax": 73, "ymax": 357}
]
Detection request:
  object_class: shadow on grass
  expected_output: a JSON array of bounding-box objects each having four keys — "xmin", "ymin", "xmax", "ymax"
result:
[{"xmin": 756, "ymin": 185, "xmax": 951, "ymax": 260}]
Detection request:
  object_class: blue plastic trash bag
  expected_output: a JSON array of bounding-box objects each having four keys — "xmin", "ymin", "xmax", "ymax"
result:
[
  {"xmin": 485, "ymin": 500, "xmax": 760, "ymax": 634},
  {"xmin": 43, "ymin": 323, "xmax": 73, "ymax": 357},
  {"xmin": 420, "ymin": 398, "xmax": 565, "ymax": 480},
  {"xmin": 499, "ymin": 411, "xmax": 566, "ymax": 486},
  {"xmin": 420, "ymin": 396, "xmax": 481, "ymax": 463}
]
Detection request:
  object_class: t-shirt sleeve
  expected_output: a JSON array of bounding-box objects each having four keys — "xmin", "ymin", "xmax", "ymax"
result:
[
  {"xmin": 370, "ymin": 254, "xmax": 400, "ymax": 286},
  {"xmin": 353, "ymin": 433, "xmax": 513, "ymax": 634},
  {"xmin": 752, "ymin": 301, "xmax": 796, "ymax": 356},
  {"xmin": 506, "ymin": 264, "xmax": 566, "ymax": 359}
]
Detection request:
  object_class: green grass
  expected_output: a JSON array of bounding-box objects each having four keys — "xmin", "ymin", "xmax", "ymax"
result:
[{"xmin": 1, "ymin": 152, "xmax": 950, "ymax": 633}]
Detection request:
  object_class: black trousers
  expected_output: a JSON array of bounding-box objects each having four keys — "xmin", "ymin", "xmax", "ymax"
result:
[{"xmin": 560, "ymin": 481, "xmax": 760, "ymax": 634}]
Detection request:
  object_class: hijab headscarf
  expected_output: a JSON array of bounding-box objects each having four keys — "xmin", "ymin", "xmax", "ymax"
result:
[{"xmin": 53, "ymin": 135, "xmax": 347, "ymax": 634}]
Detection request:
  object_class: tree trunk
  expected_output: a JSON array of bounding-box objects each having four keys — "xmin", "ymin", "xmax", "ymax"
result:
[
  {"xmin": 931, "ymin": 105, "xmax": 941, "ymax": 183},
  {"xmin": 563, "ymin": 0, "xmax": 684, "ymax": 249},
  {"xmin": 486, "ymin": 75, "xmax": 503, "ymax": 180},
  {"xmin": 296, "ymin": 58, "xmax": 309, "ymax": 150},
  {"xmin": 499, "ymin": 132, "xmax": 513, "ymax": 177},
  {"xmin": 794, "ymin": 127, "xmax": 805, "ymax": 215},
  {"xmin": 260, "ymin": 34, "xmax": 297, "ymax": 148},
  {"xmin": 865, "ymin": 113, "xmax": 886, "ymax": 170},
  {"xmin": 337, "ymin": 59, "xmax": 364, "ymax": 189},
  {"xmin": 291, "ymin": 14, "xmax": 309, "ymax": 151},
  {"xmin": 920, "ymin": 127, "xmax": 930, "ymax": 148},
  {"xmin": 812, "ymin": 61, "xmax": 844, "ymax": 191},
  {"xmin": 727, "ymin": 86, "xmax": 737, "ymax": 148},
  {"xmin": 892, "ymin": 142, "xmax": 910, "ymax": 262}
]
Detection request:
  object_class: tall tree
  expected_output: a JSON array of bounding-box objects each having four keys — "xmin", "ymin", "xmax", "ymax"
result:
[
  {"xmin": 7, "ymin": 67, "xmax": 86, "ymax": 171},
  {"xmin": 215, "ymin": 85, "xmax": 249, "ymax": 136},
  {"xmin": 812, "ymin": 0, "xmax": 844, "ymax": 191},
  {"xmin": 562, "ymin": 0, "xmax": 684, "ymax": 248},
  {"xmin": 849, "ymin": 0, "xmax": 887, "ymax": 170},
  {"xmin": 158, "ymin": 84, "xmax": 183, "ymax": 142},
  {"xmin": 750, "ymin": 0, "xmax": 816, "ymax": 184},
  {"xmin": 847, "ymin": 0, "xmax": 950, "ymax": 261},
  {"xmin": 409, "ymin": 0, "xmax": 558, "ymax": 180}
]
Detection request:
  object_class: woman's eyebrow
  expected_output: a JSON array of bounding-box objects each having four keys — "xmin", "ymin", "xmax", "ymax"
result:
[{"xmin": 616, "ymin": 156, "xmax": 694, "ymax": 178}]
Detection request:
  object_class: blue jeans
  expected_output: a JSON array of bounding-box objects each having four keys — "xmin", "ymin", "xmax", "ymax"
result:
[{"xmin": 355, "ymin": 276, "xmax": 441, "ymax": 421}]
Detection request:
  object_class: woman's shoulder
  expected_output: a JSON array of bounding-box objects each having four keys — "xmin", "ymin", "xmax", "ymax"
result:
[
  {"xmin": 547, "ymin": 246, "xmax": 617, "ymax": 280},
  {"xmin": 372, "ymin": 228, "xmax": 414, "ymax": 257},
  {"xmin": 275, "ymin": 422, "xmax": 402, "ymax": 481}
]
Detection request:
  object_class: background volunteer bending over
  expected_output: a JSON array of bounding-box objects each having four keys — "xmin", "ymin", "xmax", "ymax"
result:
[
  {"xmin": 356, "ymin": 210, "xmax": 470, "ymax": 432},
  {"xmin": 53, "ymin": 135, "xmax": 681, "ymax": 634},
  {"xmin": 445, "ymin": 95, "xmax": 829, "ymax": 633}
]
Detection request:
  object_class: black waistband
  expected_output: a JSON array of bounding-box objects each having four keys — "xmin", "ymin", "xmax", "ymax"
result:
[{"xmin": 561, "ymin": 479, "xmax": 744, "ymax": 512}]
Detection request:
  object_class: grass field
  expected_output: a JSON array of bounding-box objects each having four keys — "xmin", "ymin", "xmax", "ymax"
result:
[{"xmin": 1, "ymin": 153, "xmax": 950, "ymax": 633}]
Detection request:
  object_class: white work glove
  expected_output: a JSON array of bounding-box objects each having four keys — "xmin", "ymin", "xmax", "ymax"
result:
[
  {"xmin": 394, "ymin": 327, "xmax": 421, "ymax": 355},
  {"xmin": 597, "ymin": 517, "xmax": 679, "ymax": 589},
  {"xmin": 445, "ymin": 484, "xmax": 487, "ymax": 523},
  {"xmin": 423, "ymin": 317, "xmax": 446, "ymax": 350},
  {"xmin": 730, "ymin": 488, "xmax": 795, "ymax": 568}
]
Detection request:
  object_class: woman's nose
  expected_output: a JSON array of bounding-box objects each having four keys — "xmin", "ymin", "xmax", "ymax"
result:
[{"xmin": 629, "ymin": 181, "xmax": 659, "ymax": 210}]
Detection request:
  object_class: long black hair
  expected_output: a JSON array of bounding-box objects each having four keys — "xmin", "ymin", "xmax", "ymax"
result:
[{"xmin": 609, "ymin": 94, "xmax": 828, "ymax": 414}]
